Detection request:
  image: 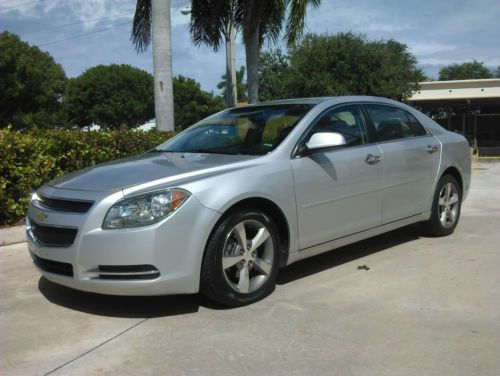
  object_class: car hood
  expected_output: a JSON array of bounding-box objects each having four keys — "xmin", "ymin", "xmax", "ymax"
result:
[{"xmin": 48, "ymin": 152, "xmax": 258, "ymax": 192}]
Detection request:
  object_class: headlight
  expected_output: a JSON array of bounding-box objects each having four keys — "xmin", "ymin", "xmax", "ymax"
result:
[{"xmin": 103, "ymin": 188, "xmax": 190, "ymax": 229}]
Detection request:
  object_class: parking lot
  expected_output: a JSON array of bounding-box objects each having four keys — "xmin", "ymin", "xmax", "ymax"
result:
[{"xmin": 1, "ymin": 162, "xmax": 499, "ymax": 376}]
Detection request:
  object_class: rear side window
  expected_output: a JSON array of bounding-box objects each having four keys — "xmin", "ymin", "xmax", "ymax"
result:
[
  {"xmin": 405, "ymin": 111, "xmax": 427, "ymax": 136},
  {"xmin": 364, "ymin": 104, "xmax": 427, "ymax": 141}
]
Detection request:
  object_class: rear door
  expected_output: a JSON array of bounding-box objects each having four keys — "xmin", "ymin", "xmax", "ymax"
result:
[
  {"xmin": 291, "ymin": 104, "xmax": 383, "ymax": 249},
  {"xmin": 363, "ymin": 104, "xmax": 441, "ymax": 224}
]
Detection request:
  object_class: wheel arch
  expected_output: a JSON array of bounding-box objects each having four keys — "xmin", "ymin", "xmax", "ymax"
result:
[
  {"xmin": 441, "ymin": 166, "xmax": 464, "ymax": 197},
  {"xmin": 207, "ymin": 197, "xmax": 291, "ymax": 267}
]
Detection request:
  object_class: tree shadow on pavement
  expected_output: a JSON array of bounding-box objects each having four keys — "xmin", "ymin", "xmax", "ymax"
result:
[
  {"xmin": 38, "ymin": 277, "xmax": 213, "ymax": 318},
  {"xmin": 277, "ymin": 225, "xmax": 420, "ymax": 285}
]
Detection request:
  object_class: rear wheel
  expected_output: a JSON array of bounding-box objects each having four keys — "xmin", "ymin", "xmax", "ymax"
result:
[
  {"xmin": 200, "ymin": 210, "xmax": 280, "ymax": 307},
  {"xmin": 421, "ymin": 174, "xmax": 462, "ymax": 236}
]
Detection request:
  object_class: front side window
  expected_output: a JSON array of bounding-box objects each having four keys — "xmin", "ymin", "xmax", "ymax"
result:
[
  {"xmin": 155, "ymin": 104, "xmax": 313, "ymax": 155},
  {"xmin": 364, "ymin": 104, "xmax": 427, "ymax": 142},
  {"xmin": 304, "ymin": 105, "xmax": 368, "ymax": 147}
]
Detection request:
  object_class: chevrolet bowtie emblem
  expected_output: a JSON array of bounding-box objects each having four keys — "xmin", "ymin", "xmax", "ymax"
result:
[{"xmin": 35, "ymin": 211, "xmax": 48, "ymax": 222}]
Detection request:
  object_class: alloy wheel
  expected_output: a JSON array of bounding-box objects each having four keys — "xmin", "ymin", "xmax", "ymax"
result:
[
  {"xmin": 438, "ymin": 182, "xmax": 460, "ymax": 229},
  {"xmin": 222, "ymin": 219, "xmax": 274, "ymax": 294}
]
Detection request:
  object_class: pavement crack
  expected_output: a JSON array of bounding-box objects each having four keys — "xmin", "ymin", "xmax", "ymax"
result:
[{"xmin": 43, "ymin": 318, "xmax": 149, "ymax": 376}]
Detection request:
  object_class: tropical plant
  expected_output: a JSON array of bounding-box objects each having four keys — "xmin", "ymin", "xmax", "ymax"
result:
[
  {"xmin": 217, "ymin": 66, "xmax": 248, "ymax": 102},
  {"xmin": 190, "ymin": 0, "xmax": 239, "ymax": 107},
  {"xmin": 132, "ymin": 1, "xmax": 320, "ymax": 106},
  {"xmin": 237, "ymin": 0, "xmax": 321, "ymax": 103},
  {"xmin": 132, "ymin": 0, "xmax": 175, "ymax": 131}
]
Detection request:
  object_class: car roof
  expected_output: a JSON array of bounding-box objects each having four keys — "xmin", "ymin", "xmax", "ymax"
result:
[{"xmin": 245, "ymin": 96, "xmax": 405, "ymax": 108}]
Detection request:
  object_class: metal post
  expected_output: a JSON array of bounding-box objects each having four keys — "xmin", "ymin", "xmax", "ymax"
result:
[{"xmin": 473, "ymin": 114, "xmax": 478, "ymax": 153}]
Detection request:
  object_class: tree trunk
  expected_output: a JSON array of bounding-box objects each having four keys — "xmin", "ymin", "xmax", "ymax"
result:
[
  {"xmin": 151, "ymin": 0, "xmax": 174, "ymax": 131},
  {"xmin": 230, "ymin": 25, "xmax": 237, "ymax": 105},
  {"xmin": 225, "ymin": 24, "xmax": 237, "ymax": 107},
  {"xmin": 245, "ymin": 28, "xmax": 260, "ymax": 103}
]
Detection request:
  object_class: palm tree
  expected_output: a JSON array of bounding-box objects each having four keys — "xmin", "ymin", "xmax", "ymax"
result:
[
  {"xmin": 131, "ymin": 0, "xmax": 175, "ymax": 131},
  {"xmin": 237, "ymin": 0, "xmax": 321, "ymax": 103},
  {"xmin": 190, "ymin": 0, "xmax": 239, "ymax": 107},
  {"xmin": 217, "ymin": 66, "xmax": 248, "ymax": 102},
  {"xmin": 132, "ymin": 0, "xmax": 320, "ymax": 117}
]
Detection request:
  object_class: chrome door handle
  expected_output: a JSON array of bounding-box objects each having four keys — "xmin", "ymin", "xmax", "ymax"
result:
[
  {"xmin": 425, "ymin": 145, "xmax": 438, "ymax": 153},
  {"xmin": 365, "ymin": 154, "xmax": 382, "ymax": 164}
]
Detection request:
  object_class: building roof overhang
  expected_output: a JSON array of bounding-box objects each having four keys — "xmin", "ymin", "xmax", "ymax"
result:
[{"xmin": 409, "ymin": 79, "xmax": 500, "ymax": 102}]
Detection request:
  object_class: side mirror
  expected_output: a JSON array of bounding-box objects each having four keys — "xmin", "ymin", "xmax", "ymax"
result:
[{"xmin": 306, "ymin": 132, "xmax": 346, "ymax": 150}]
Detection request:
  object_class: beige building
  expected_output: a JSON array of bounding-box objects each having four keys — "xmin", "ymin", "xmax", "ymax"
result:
[{"xmin": 409, "ymin": 79, "xmax": 500, "ymax": 156}]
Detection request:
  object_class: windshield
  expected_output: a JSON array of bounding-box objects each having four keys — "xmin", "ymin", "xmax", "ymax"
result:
[{"xmin": 155, "ymin": 104, "xmax": 313, "ymax": 155}]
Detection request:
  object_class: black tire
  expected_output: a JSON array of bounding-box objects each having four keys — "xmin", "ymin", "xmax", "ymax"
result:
[
  {"xmin": 421, "ymin": 174, "xmax": 462, "ymax": 237},
  {"xmin": 200, "ymin": 209, "xmax": 281, "ymax": 307}
]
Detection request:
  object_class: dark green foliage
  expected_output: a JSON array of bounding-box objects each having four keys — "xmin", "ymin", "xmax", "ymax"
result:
[
  {"xmin": 283, "ymin": 33, "xmax": 425, "ymax": 100},
  {"xmin": 258, "ymin": 49, "xmax": 290, "ymax": 100},
  {"xmin": 173, "ymin": 75, "xmax": 225, "ymax": 129},
  {"xmin": 217, "ymin": 66, "xmax": 248, "ymax": 102},
  {"xmin": 438, "ymin": 60, "xmax": 494, "ymax": 81},
  {"xmin": 0, "ymin": 127, "xmax": 174, "ymax": 224},
  {"xmin": 0, "ymin": 32, "xmax": 67, "ymax": 129},
  {"xmin": 64, "ymin": 64, "xmax": 155, "ymax": 129}
]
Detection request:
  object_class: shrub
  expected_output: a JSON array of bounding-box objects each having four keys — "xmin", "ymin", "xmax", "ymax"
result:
[{"xmin": 0, "ymin": 127, "xmax": 174, "ymax": 224}]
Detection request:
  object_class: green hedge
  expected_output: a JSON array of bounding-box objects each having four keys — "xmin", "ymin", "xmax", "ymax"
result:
[{"xmin": 0, "ymin": 127, "xmax": 175, "ymax": 224}]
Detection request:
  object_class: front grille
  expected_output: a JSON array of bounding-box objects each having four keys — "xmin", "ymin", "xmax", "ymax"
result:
[
  {"xmin": 38, "ymin": 194, "xmax": 94, "ymax": 213},
  {"xmin": 32, "ymin": 253, "xmax": 74, "ymax": 277},
  {"xmin": 30, "ymin": 221, "xmax": 77, "ymax": 247},
  {"xmin": 97, "ymin": 265, "xmax": 160, "ymax": 280}
]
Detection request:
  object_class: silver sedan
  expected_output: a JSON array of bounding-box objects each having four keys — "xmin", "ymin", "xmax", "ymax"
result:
[{"xmin": 26, "ymin": 96, "xmax": 471, "ymax": 306}]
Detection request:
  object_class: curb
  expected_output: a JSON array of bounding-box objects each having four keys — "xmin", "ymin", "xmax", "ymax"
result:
[{"xmin": 0, "ymin": 225, "xmax": 26, "ymax": 246}]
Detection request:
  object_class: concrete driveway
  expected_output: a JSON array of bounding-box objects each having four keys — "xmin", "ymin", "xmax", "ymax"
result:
[{"xmin": 1, "ymin": 162, "xmax": 499, "ymax": 376}]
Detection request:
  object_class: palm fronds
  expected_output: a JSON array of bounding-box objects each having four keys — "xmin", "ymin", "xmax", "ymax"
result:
[{"xmin": 131, "ymin": 0, "xmax": 153, "ymax": 52}]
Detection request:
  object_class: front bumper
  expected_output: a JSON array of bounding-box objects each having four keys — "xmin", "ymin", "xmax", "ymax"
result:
[{"xmin": 27, "ymin": 190, "xmax": 221, "ymax": 296}]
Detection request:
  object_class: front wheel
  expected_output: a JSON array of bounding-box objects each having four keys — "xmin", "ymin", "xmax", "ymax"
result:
[
  {"xmin": 200, "ymin": 210, "xmax": 280, "ymax": 307},
  {"xmin": 421, "ymin": 174, "xmax": 462, "ymax": 236}
]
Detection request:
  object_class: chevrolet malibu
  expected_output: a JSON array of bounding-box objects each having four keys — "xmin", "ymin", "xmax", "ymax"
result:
[{"xmin": 27, "ymin": 97, "xmax": 471, "ymax": 306}]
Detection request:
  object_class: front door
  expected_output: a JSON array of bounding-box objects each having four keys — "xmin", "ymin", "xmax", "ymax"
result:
[{"xmin": 291, "ymin": 104, "xmax": 384, "ymax": 250}]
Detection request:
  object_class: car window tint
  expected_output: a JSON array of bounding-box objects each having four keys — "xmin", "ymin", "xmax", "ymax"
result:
[
  {"xmin": 158, "ymin": 104, "xmax": 313, "ymax": 155},
  {"xmin": 262, "ymin": 114, "xmax": 301, "ymax": 145},
  {"xmin": 365, "ymin": 104, "xmax": 419, "ymax": 141},
  {"xmin": 405, "ymin": 111, "xmax": 427, "ymax": 136},
  {"xmin": 307, "ymin": 105, "xmax": 367, "ymax": 147}
]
